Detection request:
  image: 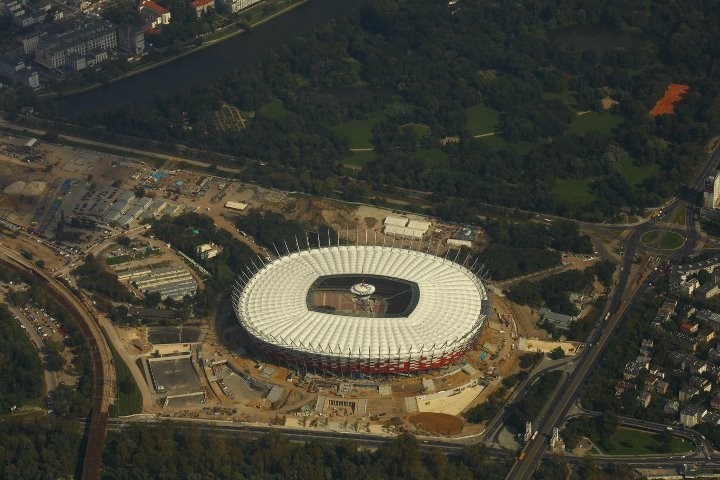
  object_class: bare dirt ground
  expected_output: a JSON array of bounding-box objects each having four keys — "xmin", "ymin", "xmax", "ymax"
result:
[{"xmin": 408, "ymin": 412, "xmax": 464, "ymax": 435}]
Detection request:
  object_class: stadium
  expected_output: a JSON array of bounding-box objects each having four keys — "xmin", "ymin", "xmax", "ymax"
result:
[{"xmin": 232, "ymin": 244, "xmax": 490, "ymax": 375}]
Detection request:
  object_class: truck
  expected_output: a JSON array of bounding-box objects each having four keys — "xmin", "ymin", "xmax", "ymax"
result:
[{"xmin": 518, "ymin": 450, "xmax": 526, "ymax": 461}]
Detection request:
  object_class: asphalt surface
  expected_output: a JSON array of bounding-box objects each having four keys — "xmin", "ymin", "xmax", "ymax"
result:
[
  {"xmin": 0, "ymin": 244, "xmax": 115, "ymax": 480},
  {"xmin": 505, "ymin": 144, "xmax": 720, "ymax": 479}
]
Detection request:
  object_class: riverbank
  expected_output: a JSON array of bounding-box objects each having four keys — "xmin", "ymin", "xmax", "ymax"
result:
[{"xmin": 37, "ymin": 0, "xmax": 309, "ymax": 101}]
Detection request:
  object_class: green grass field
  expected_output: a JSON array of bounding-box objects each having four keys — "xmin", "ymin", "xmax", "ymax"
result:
[
  {"xmin": 597, "ymin": 428, "xmax": 692, "ymax": 456},
  {"xmin": 543, "ymin": 91, "xmax": 577, "ymax": 106},
  {"xmin": 104, "ymin": 329, "xmax": 142, "ymax": 416},
  {"xmin": 553, "ymin": 178, "xmax": 595, "ymax": 205},
  {"xmin": 476, "ymin": 134, "xmax": 539, "ymax": 154},
  {"xmin": 343, "ymin": 150, "xmax": 377, "ymax": 168},
  {"xmin": 415, "ymin": 147, "xmax": 448, "ymax": 167},
  {"xmin": 259, "ymin": 99, "xmax": 297, "ymax": 121},
  {"xmin": 331, "ymin": 102, "xmax": 413, "ymax": 149},
  {"xmin": 641, "ymin": 230, "xmax": 685, "ymax": 250},
  {"xmin": 401, "ymin": 123, "xmax": 431, "ymax": 137},
  {"xmin": 568, "ymin": 111, "xmax": 624, "ymax": 135},
  {"xmin": 465, "ymin": 104, "xmax": 500, "ymax": 135},
  {"xmin": 616, "ymin": 154, "xmax": 659, "ymax": 185}
]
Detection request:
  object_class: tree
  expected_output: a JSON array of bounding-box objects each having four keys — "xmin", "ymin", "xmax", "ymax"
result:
[
  {"xmin": 144, "ymin": 291, "xmax": 162, "ymax": 308},
  {"xmin": 595, "ymin": 412, "xmax": 618, "ymax": 450},
  {"xmin": 44, "ymin": 343, "xmax": 64, "ymax": 371},
  {"xmin": 548, "ymin": 347, "xmax": 565, "ymax": 360}
]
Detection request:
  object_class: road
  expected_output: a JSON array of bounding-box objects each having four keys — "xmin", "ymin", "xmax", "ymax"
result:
[
  {"xmin": 504, "ymin": 144, "xmax": 720, "ymax": 479},
  {"xmin": 0, "ymin": 244, "xmax": 115, "ymax": 480},
  {"xmin": 570, "ymin": 407, "xmax": 712, "ymax": 459}
]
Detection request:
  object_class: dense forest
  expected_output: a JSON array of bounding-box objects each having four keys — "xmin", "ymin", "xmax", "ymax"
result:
[
  {"xmin": 148, "ymin": 211, "xmax": 334, "ymax": 319},
  {"xmin": 236, "ymin": 209, "xmax": 337, "ymax": 252},
  {"xmin": 74, "ymin": 255, "xmax": 134, "ymax": 303},
  {"xmin": 103, "ymin": 426, "xmax": 510, "ymax": 480},
  {"xmin": 0, "ymin": 416, "xmax": 83, "ymax": 479},
  {"xmin": 508, "ymin": 269, "xmax": 594, "ymax": 315},
  {"xmin": 36, "ymin": 0, "xmax": 720, "ymax": 221},
  {"xmin": 0, "ymin": 304, "xmax": 43, "ymax": 413},
  {"xmin": 6, "ymin": 280, "xmax": 94, "ymax": 417}
]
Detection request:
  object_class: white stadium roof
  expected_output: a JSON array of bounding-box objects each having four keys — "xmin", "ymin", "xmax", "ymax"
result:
[{"xmin": 234, "ymin": 245, "xmax": 488, "ymax": 359}]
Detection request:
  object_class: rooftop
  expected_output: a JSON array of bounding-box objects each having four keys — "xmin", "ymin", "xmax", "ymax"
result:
[{"xmin": 234, "ymin": 245, "xmax": 489, "ymax": 358}]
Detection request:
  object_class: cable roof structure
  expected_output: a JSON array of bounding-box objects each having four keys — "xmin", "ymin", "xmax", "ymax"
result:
[{"xmin": 232, "ymin": 244, "xmax": 489, "ymax": 375}]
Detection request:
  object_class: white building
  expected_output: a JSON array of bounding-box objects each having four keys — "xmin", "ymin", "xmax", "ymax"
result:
[
  {"xmin": 705, "ymin": 172, "xmax": 720, "ymax": 209},
  {"xmin": 382, "ymin": 216, "xmax": 430, "ymax": 239},
  {"xmin": 216, "ymin": 0, "xmax": 260, "ymax": 14},
  {"xmin": 35, "ymin": 20, "xmax": 118, "ymax": 71},
  {"xmin": 197, "ymin": 242, "xmax": 220, "ymax": 260},
  {"xmin": 224, "ymin": 201, "xmax": 248, "ymax": 211},
  {"xmin": 139, "ymin": 0, "xmax": 171, "ymax": 28}
]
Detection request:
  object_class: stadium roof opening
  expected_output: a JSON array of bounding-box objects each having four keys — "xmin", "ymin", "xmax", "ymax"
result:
[{"xmin": 232, "ymin": 245, "xmax": 489, "ymax": 374}]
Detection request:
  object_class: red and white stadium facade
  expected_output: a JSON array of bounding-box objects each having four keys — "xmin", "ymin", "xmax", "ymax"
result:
[{"xmin": 232, "ymin": 244, "xmax": 489, "ymax": 375}]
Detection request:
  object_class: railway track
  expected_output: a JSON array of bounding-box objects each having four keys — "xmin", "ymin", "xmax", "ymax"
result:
[{"xmin": 0, "ymin": 247, "xmax": 115, "ymax": 480}]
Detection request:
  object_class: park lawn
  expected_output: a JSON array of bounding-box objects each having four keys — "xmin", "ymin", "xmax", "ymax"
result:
[
  {"xmin": 568, "ymin": 111, "xmax": 624, "ymax": 135},
  {"xmin": 476, "ymin": 134, "xmax": 539, "ymax": 155},
  {"xmin": 104, "ymin": 329, "xmax": 142, "ymax": 416},
  {"xmin": 641, "ymin": 230, "xmax": 685, "ymax": 250},
  {"xmin": 598, "ymin": 428, "xmax": 692, "ymax": 455},
  {"xmin": 106, "ymin": 255, "xmax": 131, "ymax": 266},
  {"xmin": 465, "ymin": 104, "xmax": 500, "ymax": 135},
  {"xmin": 348, "ymin": 59, "xmax": 366, "ymax": 87},
  {"xmin": 331, "ymin": 102, "xmax": 413, "ymax": 149},
  {"xmin": 401, "ymin": 123, "xmax": 431, "ymax": 137},
  {"xmin": 543, "ymin": 91, "xmax": 577, "ymax": 107},
  {"xmin": 640, "ymin": 230, "xmax": 659, "ymax": 247},
  {"xmin": 659, "ymin": 231, "xmax": 685, "ymax": 249},
  {"xmin": 616, "ymin": 154, "xmax": 659, "ymax": 185},
  {"xmin": 553, "ymin": 178, "xmax": 596, "ymax": 205},
  {"xmin": 259, "ymin": 99, "xmax": 297, "ymax": 121},
  {"xmin": 343, "ymin": 150, "xmax": 377, "ymax": 168},
  {"xmin": 415, "ymin": 148, "xmax": 448, "ymax": 168}
]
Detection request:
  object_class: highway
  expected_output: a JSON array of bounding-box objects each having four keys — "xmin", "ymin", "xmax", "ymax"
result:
[
  {"xmin": 504, "ymin": 143, "xmax": 720, "ymax": 479},
  {"xmin": 0, "ymin": 119, "xmax": 718, "ymax": 477},
  {"xmin": 0, "ymin": 244, "xmax": 115, "ymax": 480}
]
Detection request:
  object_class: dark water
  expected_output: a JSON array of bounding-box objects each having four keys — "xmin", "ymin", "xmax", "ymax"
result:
[
  {"xmin": 49, "ymin": 0, "xmax": 363, "ymax": 117},
  {"xmin": 550, "ymin": 24, "xmax": 652, "ymax": 52}
]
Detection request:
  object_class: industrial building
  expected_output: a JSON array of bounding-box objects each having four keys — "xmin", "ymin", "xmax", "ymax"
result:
[
  {"xmin": 123, "ymin": 265, "xmax": 197, "ymax": 300},
  {"xmin": 382, "ymin": 216, "xmax": 431, "ymax": 240},
  {"xmin": 224, "ymin": 201, "xmax": 248, "ymax": 212},
  {"xmin": 197, "ymin": 243, "xmax": 221, "ymax": 260}
]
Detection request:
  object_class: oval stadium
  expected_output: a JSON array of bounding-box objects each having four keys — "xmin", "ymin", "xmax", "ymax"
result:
[{"xmin": 232, "ymin": 245, "xmax": 490, "ymax": 375}]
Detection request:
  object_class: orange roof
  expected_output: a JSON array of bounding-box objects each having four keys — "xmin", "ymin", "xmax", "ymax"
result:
[
  {"xmin": 141, "ymin": 0, "xmax": 169, "ymax": 15},
  {"xmin": 142, "ymin": 25, "xmax": 161, "ymax": 35},
  {"xmin": 191, "ymin": 0, "xmax": 213, "ymax": 7},
  {"xmin": 650, "ymin": 83, "xmax": 690, "ymax": 117}
]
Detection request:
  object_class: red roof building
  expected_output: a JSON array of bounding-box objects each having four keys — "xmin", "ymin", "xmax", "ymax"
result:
[{"xmin": 191, "ymin": 0, "xmax": 214, "ymax": 17}]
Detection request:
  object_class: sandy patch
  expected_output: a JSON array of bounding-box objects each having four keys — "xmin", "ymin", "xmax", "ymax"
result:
[
  {"xmin": 416, "ymin": 384, "xmax": 484, "ymax": 415},
  {"xmin": 518, "ymin": 338, "xmax": 578, "ymax": 355}
]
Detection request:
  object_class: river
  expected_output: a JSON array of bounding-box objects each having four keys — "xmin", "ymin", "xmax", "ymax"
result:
[{"xmin": 49, "ymin": 0, "xmax": 363, "ymax": 118}]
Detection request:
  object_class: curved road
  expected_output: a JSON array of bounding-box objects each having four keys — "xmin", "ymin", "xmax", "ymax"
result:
[
  {"xmin": 0, "ymin": 245, "xmax": 115, "ymax": 480},
  {"xmin": 505, "ymin": 144, "xmax": 720, "ymax": 479}
]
